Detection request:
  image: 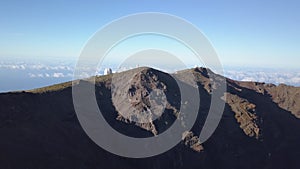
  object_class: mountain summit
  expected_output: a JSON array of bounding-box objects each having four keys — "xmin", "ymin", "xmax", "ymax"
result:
[{"xmin": 0, "ymin": 67, "xmax": 300, "ymax": 169}]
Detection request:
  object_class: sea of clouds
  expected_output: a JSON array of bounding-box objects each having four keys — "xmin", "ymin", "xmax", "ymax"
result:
[
  {"xmin": 0, "ymin": 60, "xmax": 299, "ymax": 92},
  {"xmin": 224, "ymin": 68, "xmax": 300, "ymax": 86}
]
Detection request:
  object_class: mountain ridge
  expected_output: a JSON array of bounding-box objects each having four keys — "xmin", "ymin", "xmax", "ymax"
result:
[{"xmin": 0, "ymin": 67, "xmax": 300, "ymax": 169}]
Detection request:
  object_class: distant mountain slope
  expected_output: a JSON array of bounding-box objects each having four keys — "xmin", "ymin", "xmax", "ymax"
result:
[{"xmin": 0, "ymin": 67, "xmax": 299, "ymax": 169}]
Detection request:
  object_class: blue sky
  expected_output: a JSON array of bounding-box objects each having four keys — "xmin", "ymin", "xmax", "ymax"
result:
[{"xmin": 0, "ymin": 0, "xmax": 299, "ymax": 68}]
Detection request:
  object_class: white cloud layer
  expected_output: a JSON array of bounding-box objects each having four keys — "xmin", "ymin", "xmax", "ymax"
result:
[
  {"xmin": 53, "ymin": 73, "xmax": 65, "ymax": 78},
  {"xmin": 1, "ymin": 62, "xmax": 299, "ymax": 86},
  {"xmin": 224, "ymin": 69, "xmax": 300, "ymax": 86},
  {"xmin": 28, "ymin": 72, "xmax": 74, "ymax": 78}
]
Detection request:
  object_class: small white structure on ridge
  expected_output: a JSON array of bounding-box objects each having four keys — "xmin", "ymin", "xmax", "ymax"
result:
[{"xmin": 104, "ymin": 68, "xmax": 112, "ymax": 75}]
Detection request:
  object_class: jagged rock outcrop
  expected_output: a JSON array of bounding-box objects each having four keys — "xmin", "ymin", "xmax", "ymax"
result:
[
  {"xmin": 265, "ymin": 84, "xmax": 300, "ymax": 118},
  {"xmin": 111, "ymin": 67, "xmax": 180, "ymax": 136},
  {"xmin": 192, "ymin": 67, "xmax": 225, "ymax": 94},
  {"xmin": 182, "ymin": 131, "xmax": 203, "ymax": 152},
  {"xmin": 222, "ymin": 93, "xmax": 261, "ymax": 139},
  {"xmin": 231, "ymin": 81, "xmax": 300, "ymax": 118}
]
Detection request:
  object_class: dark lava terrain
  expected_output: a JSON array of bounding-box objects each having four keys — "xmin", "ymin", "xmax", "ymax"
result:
[{"xmin": 0, "ymin": 67, "xmax": 300, "ymax": 169}]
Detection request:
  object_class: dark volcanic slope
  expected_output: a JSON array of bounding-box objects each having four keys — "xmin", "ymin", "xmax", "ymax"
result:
[{"xmin": 0, "ymin": 67, "xmax": 300, "ymax": 169}]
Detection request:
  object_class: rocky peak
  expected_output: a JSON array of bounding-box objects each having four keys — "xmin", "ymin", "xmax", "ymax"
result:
[{"xmin": 112, "ymin": 67, "xmax": 180, "ymax": 136}]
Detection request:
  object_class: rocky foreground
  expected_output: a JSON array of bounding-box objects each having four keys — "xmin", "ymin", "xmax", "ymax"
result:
[{"xmin": 0, "ymin": 67, "xmax": 300, "ymax": 169}]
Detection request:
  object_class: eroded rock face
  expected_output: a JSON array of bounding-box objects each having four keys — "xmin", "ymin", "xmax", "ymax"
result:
[
  {"xmin": 126, "ymin": 69, "xmax": 168, "ymax": 121},
  {"xmin": 222, "ymin": 93, "xmax": 261, "ymax": 139},
  {"xmin": 231, "ymin": 81, "xmax": 300, "ymax": 118},
  {"xmin": 182, "ymin": 131, "xmax": 203, "ymax": 152},
  {"xmin": 111, "ymin": 67, "xmax": 180, "ymax": 135},
  {"xmin": 192, "ymin": 67, "xmax": 225, "ymax": 94},
  {"xmin": 265, "ymin": 84, "xmax": 300, "ymax": 118}
]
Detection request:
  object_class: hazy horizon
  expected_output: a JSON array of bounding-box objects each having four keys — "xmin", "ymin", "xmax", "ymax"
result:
[{"xmin": 0, "ymin": 55, "xmax": 299, "ymax": 93}]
